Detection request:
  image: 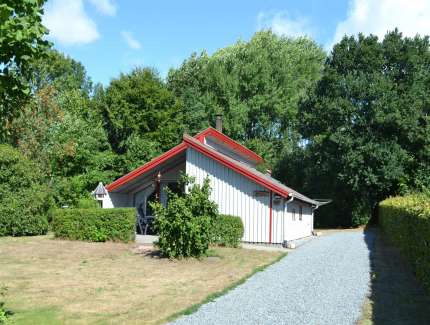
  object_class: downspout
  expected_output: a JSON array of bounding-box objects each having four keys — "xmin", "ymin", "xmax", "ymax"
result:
[{"xmin": 269, "ymin": 191, "xmax": 273, "ymax": 244}]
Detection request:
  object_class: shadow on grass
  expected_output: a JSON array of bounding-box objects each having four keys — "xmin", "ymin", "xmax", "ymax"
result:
[{"xmin": 361, "ymin": 227, "xmax": 430, "ymax": 325}]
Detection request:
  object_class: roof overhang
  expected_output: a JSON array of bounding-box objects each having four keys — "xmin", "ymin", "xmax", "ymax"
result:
[{"xmin": 105, "ymin": 142, "xmax": 187, "ymax": 192}]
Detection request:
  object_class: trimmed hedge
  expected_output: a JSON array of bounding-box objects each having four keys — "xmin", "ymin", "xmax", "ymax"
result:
[
  {"xmin": 211, "ymin": 214, "xmax": 244, "ymax": 248},
  {"xmin": 379, "ymin": 194, "xmax": 430, "ymax": 292},
  {"xmin": 52, "ymin": 208, "xmax": 136, "ymax": 242}
]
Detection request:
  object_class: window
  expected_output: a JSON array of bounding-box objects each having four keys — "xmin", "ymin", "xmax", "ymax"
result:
[
  {"xmin": 299, "ymin": 206, "xmax": 303, "ymax": 221},
  {"xmin": 292, "ymin": 209, "xmax": 296, "ymax": 221}
]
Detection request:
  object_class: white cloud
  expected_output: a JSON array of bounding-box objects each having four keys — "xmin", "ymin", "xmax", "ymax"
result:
[
  {"xmin": 121, "ymin": 31, "xmax": 141, "ymax": 49},
  {"xmin": 43, "ymin": 0, "xmax": 99, "ymax": 45},
  {"xmin": 329, "ymin": 0, "xmax": 430, "ymax": 48},
  {"xmin": 257, "ymin": 11, "xmax": 314, "ymax": 38},
  {"xmin": 89, "ymin": 0, "xmax": 116, "ymax": 16}
]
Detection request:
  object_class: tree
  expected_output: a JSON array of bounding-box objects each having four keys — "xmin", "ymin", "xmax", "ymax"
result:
[
  {"xmin": 0, "ymin": 0, "xmax": 50, "ymax": 141},
  {"xmin": 30, "ymin": 49, "xmax": 92, "ymax": 95},
  {"xmin": 96, "ymin": 67, "xmax": 182, "ymax": 158},
  {"xmin": 168, "ymin": 31, "xmax": 325, "ymax": 166},
  {"xmin": 295, "ymin": 30, "xmax": 430, "ymax": 226}
]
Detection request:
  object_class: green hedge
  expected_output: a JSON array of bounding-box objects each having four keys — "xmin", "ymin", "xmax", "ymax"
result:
[
  {"xmin": 52, "ymin": 208, "xmax": 136, "ymax": 242},
  {"xmin": 211, "ymin": 214, "xmax": 244, "ymax": 248},
  {"xmin": 379, "ymin": 194, "xmax": 430, "ymax": 292}
]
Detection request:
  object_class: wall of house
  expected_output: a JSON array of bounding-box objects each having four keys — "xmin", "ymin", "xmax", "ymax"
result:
[
  {"xmin": 102, "ymin": 192, "xmax": 132, "ymax": 208},
  {"xmin": 186, "ymin": 147, "xmax": 315, "ymax": 243},
  {"xmin": 283, "ymin": 200, "xmax": 314, "ymax": 241},
  {"xmin": 186, "ymin": 147, "xmax": 272, "ymax": 243}
]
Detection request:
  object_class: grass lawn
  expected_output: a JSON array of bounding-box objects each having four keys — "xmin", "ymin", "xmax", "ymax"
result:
[
  {"xmin": 358, "ymin": 229, "xmax": 430, "ymax": 325},
  {"xmin": 0, "ymin": 234, "xmax": 284, "ymax": 324}
]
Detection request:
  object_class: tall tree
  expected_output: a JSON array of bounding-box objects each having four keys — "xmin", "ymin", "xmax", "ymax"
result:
[
  {"xmin": 0, "ymin": 0, "xmax": 50, "ymax": 141},
  {"xmin": 168, "ymin": 31, "xmax": 325, "ymax": 166},
  {"xmin": 293, "ymin": 30, "xmax": 430, "ymax": 226},
  {"xmin": 96, "ymin": 67, "xmax": 182, "ymax": 160}
]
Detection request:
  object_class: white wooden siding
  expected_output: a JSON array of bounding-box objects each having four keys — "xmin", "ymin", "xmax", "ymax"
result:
[
  {"xmin": 284, "ymin": 200, "xmax": 313, "ymax": 240},
  {"xmin": 102, "ymin": 192, "xmax": 132, "ymax": 208},
  {"xmin": 186, "ymin": 147, "xmax": 271, "ymax": 243}
]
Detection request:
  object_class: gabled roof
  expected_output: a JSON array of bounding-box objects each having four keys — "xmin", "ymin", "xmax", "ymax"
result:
[
  {"xmin": 183, "ymin": 135, "xmax": 319, "ymax": 205},
  {"xmin": 106, "ymin": 128, "xmax": 319, "ymax": 205},
  {"xmin": 194, "ymin": 127, "xmax": 263, "ymax": 163},
  {"xmin": 105, "ymin": 143, "xmax": 187, "ymax": 191}
]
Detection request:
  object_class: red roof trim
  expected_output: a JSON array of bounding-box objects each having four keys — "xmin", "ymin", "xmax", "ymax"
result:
[
  {"xmin": 183, "ymin": 135, "xmax": 289, "ymax": 197},
  {"xmin": 194, "ymin": 127, "xmax": 263, "ymax": 163},
  {"xmin": 106, "ymin": 142, "xmax": 188, "ymax": 191}
]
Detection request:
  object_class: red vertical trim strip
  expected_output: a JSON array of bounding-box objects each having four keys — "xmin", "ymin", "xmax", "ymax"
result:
[{"xmin": 269, "ymin": 191, "xmax": 273, "ymax": 244}]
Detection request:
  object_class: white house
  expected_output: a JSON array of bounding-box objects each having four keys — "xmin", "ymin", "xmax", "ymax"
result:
[{"xmin": 97, "ymin": 125, "xmax": 322, "ymax": 244}]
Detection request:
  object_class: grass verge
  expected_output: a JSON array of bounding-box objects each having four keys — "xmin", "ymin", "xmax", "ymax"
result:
[{"xmin": 358, "ymin": 228, "xmax": 430, "ymax": 325}]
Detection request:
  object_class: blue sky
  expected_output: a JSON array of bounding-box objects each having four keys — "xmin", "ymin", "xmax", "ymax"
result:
[{"xmin": 43, "ymin": 0, "xmax": 430, "ymax": 86}]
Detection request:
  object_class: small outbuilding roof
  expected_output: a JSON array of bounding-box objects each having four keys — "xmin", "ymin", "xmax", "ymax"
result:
[{"xmin": 93, "ymin": 182, "xmax": 107, "ymax": 196}]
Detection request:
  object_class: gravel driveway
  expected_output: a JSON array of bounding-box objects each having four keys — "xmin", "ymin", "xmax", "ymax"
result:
[{"xmin": 171, "ymin": 230, "xmax": 373, "ymax": 325}]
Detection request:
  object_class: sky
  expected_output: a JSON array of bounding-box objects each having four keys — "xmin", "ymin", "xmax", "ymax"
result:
[{"xmin": 42, "ymin": 0, "xmax": 430, "ymax": 85}]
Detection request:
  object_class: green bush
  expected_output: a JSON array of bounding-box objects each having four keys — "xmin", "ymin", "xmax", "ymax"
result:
[
  {"xmin": 0, "ymin": 185, "xmax": 51, "ymax": 237},
  {"xmin": 52, "ymin": 208, "xmax": 136, "ymax": 242},
  {"xmin": 152, "ymin": 177, "xmax": 218, "ymax": 258},
  {"xmin": 0, "ymin": 145, "xmax": 52, "ymax": 237},
  {"xmin": 211, "ymin": 214, "xmax": 244, "ymax": 247},
  {"xmin": 76, "ymin": 196, "xmax": 100, "ymax": 209},
  {"xmin": 379, "ymin": 194, "xmax": 430, "ymax": 293},
  {"xmin": 0, "ymin": 284, "xmax": 8, "ymax": 324},
  {"xmin": 0, "ymin": 144, "xmax": 43, "ymax": 201}
]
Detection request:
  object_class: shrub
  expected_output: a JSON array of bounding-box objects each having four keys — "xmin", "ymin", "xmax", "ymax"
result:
[
  {"xmin": 0, "ymin": 144, "xmax": 42, "ymax": 201},
  {"xmin": 0, "ymin": 284, "xmax": 8, "ymax": 324},
  {"xmin": 211, "ymin": 215, "xmax": 244, "ymax": 247},
  {"xmin": 0, "ymin": 185, "xmax": 51, "ymax": 236},
  {"xmin": 152, "ymin": 177, "xmax": 218, "ymax": 258},
  {"xmin": 0, "ymin": 145, "xmax": 52, "ymax": 237},
  {"xmin": 52, "ymin": 208, "xmax": 136, "ymax": 242},
  {"xmin": 76, "ymin": 196, "xmax": 100, "ymax": 209},
  {"xmin": 379, "ymin": 194, "xmax": 430, "ymax": 293}
]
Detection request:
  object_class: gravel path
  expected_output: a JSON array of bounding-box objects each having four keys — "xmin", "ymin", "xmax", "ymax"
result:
[{"xmin": 171, "ymin": 231, "xmax": 373, "ymax": 325}]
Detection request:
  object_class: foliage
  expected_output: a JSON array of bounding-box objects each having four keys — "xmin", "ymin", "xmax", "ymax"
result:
[
  {"xmin": 168, "ymin": 31, "xmax": 325, "ymax": 166},
  {"xmin": 0, "ymin": 284, "xmax": 9, "ymax": 324},
  {"xmin": 0, "ymin": 184, "xmax": 51, "ymax": 236},
  {"xmin": 0, "ymin": 145, "xmax": 52, "ymax": 236},
  {"xmin": 96, "ymin": 67, "xmax": 182, "ymax": 154},
  {"xmin": 0, "ymin": 144, "xmax": 43, "ymax": 200},
  {"xmin": 379, "ymin": 194, "xmax": 430, "ymax": 293},
  {"xmin": 30, "ymin": 49, "xmax": 92, "ymax": 96},
  {"xmin": 10, "ymin": 88, "xmax": 119, "ymax": 207},
  {"xmin": 211, "ymin": 214, "xmax": 244, "ymax": 247},
  {"xmin": 76, "ymin": 196, "xmax": 100, "ymax": 209},
  {"xmin": 122, "ymin": 134, "xmax": 162, "ymax": 171},
  {"xmin": 289, "ymin": 30, "xmax": 430, "ymax": 226},
  {"xmin": 152, "ymin": 177, "xmax": 218, "ymax": 258},
  {"xmin": 52, "ymin": 208, "xmax": 136, "ymax": 242},
  {"xmin": 0, "ymin": 0, "xmax": 51, "ymax": 141}
]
